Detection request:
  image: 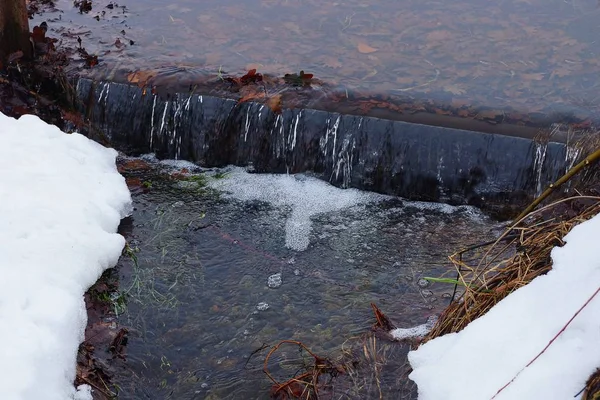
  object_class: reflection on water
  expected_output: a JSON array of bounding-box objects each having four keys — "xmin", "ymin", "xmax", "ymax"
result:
[
  {"xmin": 112, "ymin": 159, "xmax": 501, "ymax": 399},
  {"xmin": 34, "ymin": 0, "xmax": 600, "ymax": 121}
]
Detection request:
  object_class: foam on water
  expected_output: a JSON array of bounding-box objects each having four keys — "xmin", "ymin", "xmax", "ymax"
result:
[
  {"xmin": 391, "ymin": 316, "xmax": 438, "ymax": 341},
  {"xmin": 139, "ymin": 153, "xmax": 203, "ymax": 171},
  {"xmin": 207, "ymin": 167, "xmax": 386, "ymax": 251}
]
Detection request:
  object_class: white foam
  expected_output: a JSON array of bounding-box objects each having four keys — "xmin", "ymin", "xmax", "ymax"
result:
[
  {"xmin": 139, "ymin": 153, "xmax": 202, "ymax": 171},
  {"xmin": 391, "ymin": 316, "xmax": 438, "ymax": 341},
  {"xmin": 207, "ymin": 167, "xmax": 385, "ymax": 251}
]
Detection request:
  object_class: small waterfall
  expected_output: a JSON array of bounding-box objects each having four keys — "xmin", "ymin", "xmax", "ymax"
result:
[
  {"xmin": 563, "ymin": 124, "xmax": 582, "ymax": 173},
  {"xmin": 149, "ymin": 95, "xmax": 157, "ymax": 148},
  {"xmin": 77, "ymin": 78, "xmax": 572, "ymax": 211},
  {"xmin": 532, "ymin": 140, "xmax": 548, "ymax": 197}
]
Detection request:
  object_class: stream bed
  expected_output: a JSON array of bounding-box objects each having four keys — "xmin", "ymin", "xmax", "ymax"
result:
[{"xmin": 110, "ymin": 156, "xmax": 502, "ymax": 399}]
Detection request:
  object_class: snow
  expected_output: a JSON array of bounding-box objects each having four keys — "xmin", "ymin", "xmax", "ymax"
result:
[
  {"xmin": 0, "ymin": 112, "xmax": 132, "ymax": 400},
  {"xmin": 409, "ymin": 213, "xmax": 600, "ymax": 399}
]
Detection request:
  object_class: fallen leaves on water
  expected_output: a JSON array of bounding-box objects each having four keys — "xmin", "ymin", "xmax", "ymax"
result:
[
  {"xmin": 283, "ymin": 70, "xmax": 314, "ymax": 86},
  {"xmin": 31, "ymin": 24, "xmax": 47, "ymax": 44},
  {"xmin": 266, "ymin": 94, "xmax": 282, "ymax": 114},
  {"xmin": 475, "ymin": 109, "xmax": 504, "ymax": 124},
  {"xmin": 225, "ymin": 68, "xmax": 264, "ymax": 86},
  {"xmin": 77, "ymin": 48, "xmax": 98, "ymax": 68},
  {"xmin": 357, "ymin": 42, "xmax": 377, "ymax": 54},
  {"xmin": 238, "ymin": 85, "xmax": 266, "ymax": 103},
  {"xmin": 240, "ymin": 68, "xmax": 263, "ymax": 84},
  {"xmin": 127, "ymin": 70, "xmax": 156, "ymax": 86},
  {"xmin": 114, "ymin": 38, "xmax": 125, "ymax": 49},
  {"xmin": 521, "ymin": 72, "xmax": 545, "ymax": 81},
  {"xmin": 117, "ymin": 158, "xmax": 152, "ymax": 173}
]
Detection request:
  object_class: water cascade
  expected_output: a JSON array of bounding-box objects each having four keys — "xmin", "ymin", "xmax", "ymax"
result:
[{"xmin": 77, "ymin": 79, "xmax": 574, "ymax": 213}]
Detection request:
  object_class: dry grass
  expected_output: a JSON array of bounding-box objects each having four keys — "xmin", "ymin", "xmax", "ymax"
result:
[
  {"xmin": 424, "ymin": 195, "xmax": 600, "ymax": 342},
  {"xmin": 583, "ymin": 368, "xmax": 600, "ymax": 400},
  {"xmin": 339, "ymin": 334, "xmax": 416, "ymax": 399}
]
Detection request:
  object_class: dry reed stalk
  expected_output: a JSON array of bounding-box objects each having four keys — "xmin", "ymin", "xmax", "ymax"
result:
[
  {"xmin": 424, "ymin": 195, "xmax": 600, "ymax": 342},
  {"xmin": 583, "ymin": 369, "xmax": 600, "ymax": 400}
]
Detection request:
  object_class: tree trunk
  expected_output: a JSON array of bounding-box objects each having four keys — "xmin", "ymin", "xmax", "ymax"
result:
[{"xmin": 0, "ymin": 0, "xmax": 31, "ymax": 68}]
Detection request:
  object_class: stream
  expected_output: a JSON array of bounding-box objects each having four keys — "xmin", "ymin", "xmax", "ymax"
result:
[{"xmin": 110, "ymin": 156, "xmax": 502, "ymax": 399}]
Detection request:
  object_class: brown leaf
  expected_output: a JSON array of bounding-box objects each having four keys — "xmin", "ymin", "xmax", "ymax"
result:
[
  {"xmin": 357, "ymin": 42, "xmax": 377, "ymax": 54},
  {"xmin": 267, "ymin": 94, "xmax": 282, "ymax": 114},
  {"xmin": 238, "ymin": 86, "xmax": 266, "ymax": 103},
  {"xmin": 521, "ymin": 73, "xmax": 545, "ymax": 81},
  {"xmin": 31, "ymin": 25, "xmax": 46, "ymax": 44},
  {"xmin": 240, "ymin": 69, "xmax": 263, "ymax": 85},
  {"xmin": 127, "ymin": 70, "xmax": 156, "ymax": 86}
]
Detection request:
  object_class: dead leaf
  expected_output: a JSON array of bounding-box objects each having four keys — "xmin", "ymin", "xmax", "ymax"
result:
[
  {"xmin": 238, "ymin": 86, "xmax": 266, "ymax": 103},
  {"xmin": 267, "ymin": 94, "xmax": 282, "ymax": 114},
  {"xmin": 127, "ymin": 70, "xmax": 156, "ymax": 86},
  {"xmin": 521, "ymin": 73, "xmax": 545, "ymax": 81},
  {"xmin": 357, "ymin": 42, "xmax": 377, "ymax": 54},
  {"xmin": 549, "ymin": 68, "xmax": 571, "ymax": 78},
  {"xmin": 240, "ymin": 69, "xmax": 263, "ymax": 85}
]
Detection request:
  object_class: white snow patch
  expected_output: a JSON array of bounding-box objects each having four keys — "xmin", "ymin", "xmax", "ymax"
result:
[
  {"xmin": 409, "ymin": 213, "xmax": 600, "ymax": 400},
  {"xmin": 207, "ymin": 167, "xmax": 384, "ymax": 251},
  {"xmin": 0, "ymin": 112, "xmax": 132, "ymax": 400}
]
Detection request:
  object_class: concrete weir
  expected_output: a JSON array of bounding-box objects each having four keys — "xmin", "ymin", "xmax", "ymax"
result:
[{"xmin": 76, "ymin": 79, "xmax": 577, "ymax": 213}]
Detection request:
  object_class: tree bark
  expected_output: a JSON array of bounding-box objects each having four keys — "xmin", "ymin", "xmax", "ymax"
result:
[{"xmin": 0, "ymin": 0, "xmax": 31, "ymax": 68}]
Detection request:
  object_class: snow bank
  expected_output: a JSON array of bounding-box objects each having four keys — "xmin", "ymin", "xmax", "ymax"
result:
[
  {"xmin": 409, "ymin": 213, "xmax": 600, "ymax": 399},
  {"xmin": 0, "ymin": 113, "xmax": 132, "ymax": 400}
]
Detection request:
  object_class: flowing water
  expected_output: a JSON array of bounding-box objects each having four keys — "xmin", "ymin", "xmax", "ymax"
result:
[
  {"xmin": 111, "ymin": 157, "xmax": 502, "ymax": 399},
  {"xmin": 32, "ymin": 0, "xmax": 600, "ymax": 123}
]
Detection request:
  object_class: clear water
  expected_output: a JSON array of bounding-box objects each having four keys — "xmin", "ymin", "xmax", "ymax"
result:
[
  {"xmin": 111, "ymin": 159, "xmax": 501, "ymax": 399},
  {"xmin": 33, "ymin": 0, "xmax": 600, "ymax": 118}
]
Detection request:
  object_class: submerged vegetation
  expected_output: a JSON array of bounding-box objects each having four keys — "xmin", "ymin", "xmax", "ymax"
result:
[{"xmin": 258, "ymin": 145, "xmax": 600, "ymax": 399}]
